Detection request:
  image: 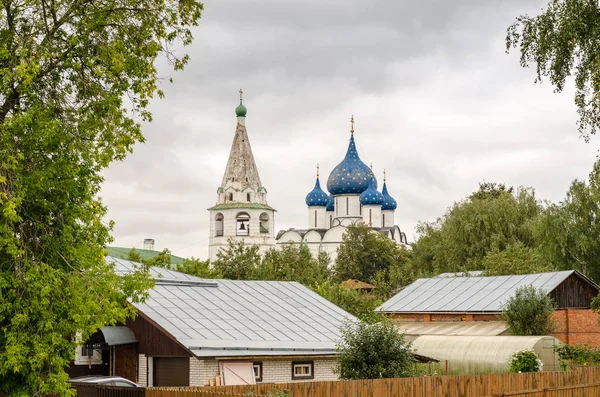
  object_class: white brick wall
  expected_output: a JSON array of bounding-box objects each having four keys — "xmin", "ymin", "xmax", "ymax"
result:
[
  {"xmin": 189, "ymin": 358, "xmax": 220, "ymax": 386},
  {"xmin": 189, "ymin": 357, "xmax": 338, "ymax": 386},
  {"xmin": 138, "ymin": 354, "xmax": 147, "ymax": 386}
]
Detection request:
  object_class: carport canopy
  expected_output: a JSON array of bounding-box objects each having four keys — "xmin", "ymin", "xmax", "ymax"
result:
[{"xmin": 99, "ymin": 326, "xmax": 137, "ymax": 346}]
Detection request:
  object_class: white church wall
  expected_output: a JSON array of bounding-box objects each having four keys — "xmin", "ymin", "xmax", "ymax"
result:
[
  {"xmin": 307, "ymin": 207, "xmax": 327, "ymax": 229},
  {"xmin": 277, "ymin": 230, "xmax": 303, "ymax": 243},
  {"xmin": 382, "ymin": 210, "xmax": 394, "ymax": 228},
  {"xmin": 303, "ymin": 230, "xmax": 323, "ymax": 243},
  {"xmin": 334, "ymin": 195, "xmax": 361, "ymax": 218},
  {"xmin": 362, "ymin": 205, "xmax": 382, "ymax": 228}
]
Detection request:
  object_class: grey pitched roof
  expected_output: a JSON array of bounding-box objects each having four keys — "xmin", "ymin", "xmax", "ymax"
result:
[
  {"xmin": 108, "ymin": 256, "xmax": 354, "ymax": 357},
  {"xmin": 434, "ymin": 271, "xmax": 484, "ymax": 278},
  {"xmin": 379, "ymin": 270, "xmax": 585, "ymax": 314}
]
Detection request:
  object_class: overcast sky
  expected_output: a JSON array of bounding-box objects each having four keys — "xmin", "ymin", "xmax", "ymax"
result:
[{"xmin": 101, "ymin": 0, "xmax": 600, "ymax": 260}]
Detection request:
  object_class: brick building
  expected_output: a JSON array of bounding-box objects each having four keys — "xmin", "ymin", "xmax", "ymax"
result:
[
  {"xmin": 67, "ymin": 256, "xmax": 350, "ymax": 386},
  {"xmin": 379, "ymin": 270, "xmax": 600, "ymax": 347}
]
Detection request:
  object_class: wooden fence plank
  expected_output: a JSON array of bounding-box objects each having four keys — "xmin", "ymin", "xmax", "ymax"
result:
[{"xmin": 144, "ymin": 367, "xmax": 600, "ymax": 397}]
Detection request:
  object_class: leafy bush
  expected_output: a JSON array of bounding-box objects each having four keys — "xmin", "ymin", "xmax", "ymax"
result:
[
  {"xmin": 508, "ymin": 350, "xmax": 543, "ymax": 373},
  {"xmin": 554, "ymin": 344, "xmax": 600, "ymax": 370},
  {"xmin": 502, "ymin": 285, "xmax": 556, "ymax": 336},
  {"xmin": 336, "ymin": 319, "xmax": 415, "ymax": 379}
]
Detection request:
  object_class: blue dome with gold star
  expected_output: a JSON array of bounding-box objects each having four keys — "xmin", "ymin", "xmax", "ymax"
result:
[
  {"xmin": 360, "ymin": 174, "xmax": 384, "ymax": 205},
  {"xmin": 326, "ymin": 194, "xmax": 334, "ymax": 211},
  {"xmin": 327, "ymin": 134, "xmax": 371, "ymax": 195},
  {"xmin": 305, "ymin": 177, "xmax": 329, "ymax": 206},
  {"xmin": 381, "ymin": 181, "xmax": 397, "ymax": 210}
]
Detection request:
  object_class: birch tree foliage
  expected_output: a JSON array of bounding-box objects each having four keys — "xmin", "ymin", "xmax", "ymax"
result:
[
  {"xmin": 507, "ymin": 0, "xmax": 600, "ymax": 141},
  {"xmin": 0, "ymin": 0, "xmax": 202, "ymax": 395}
]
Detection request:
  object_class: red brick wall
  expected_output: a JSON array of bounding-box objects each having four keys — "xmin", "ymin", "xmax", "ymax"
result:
[
  {"xmin": 389, "ymin": 309, "xmax": 600, "ymax": 347},
  {"xmin": 551, "ymin": 309, "xmax": 600, "ymax": 347}
]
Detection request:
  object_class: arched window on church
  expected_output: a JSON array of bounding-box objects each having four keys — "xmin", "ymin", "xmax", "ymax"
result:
[
  {"xmin": 228, "ymin": 193, "xmax": 233, "ymax": 201},
  {"xmin": 260, "ymin": 213, "xmax": 269, "ymax": 234},
  {"xmin": 215, "ymin": 213, "xmax": 224, "ymax": 237},
  {"xmin": 236, "ymin": 212, "xmax": 250, "ymax": 236}
]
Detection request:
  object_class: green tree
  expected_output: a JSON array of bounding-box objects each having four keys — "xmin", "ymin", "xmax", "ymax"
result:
[
  {"xmin": 0, "ymin": 0, "xmax": 201, "ymax": 395},
  {"xmin": 502, "ymin": 285, "xmax": 556, "ymax": 336},
  {"xmin": 142, "ymin": 248, "xmax": 172, "ymax": 269},
  {"xmin": 412, "ymin": 183, "xmax": 543, "ymax": 275},
  {"xmin": 258, "ymin": 243, "xmax": 330, "ymax": 287},
  {"xmin": 176, "ymin": 257, "xmax": 218, "ymax": 278},
  {"xmin": 482, "ymin": 243, "xmax": 551, "ymax": 276},
  {"xmin": 313, "ymin": 281, "xmax": 383, "ymax": 323},
  {"xmin": 506, "ymin": 0, "xmax": 600, "ymax": 141},
  {"xmin": 128, "ymin": 248, "xmax": 143, "ymax": 263},
  {"xmin": 334, "ymin": 223, "xmax": 410, "ymax": 284},
  {"xmin": 535, "ymin": 161, "xmax": 600, "ymax": 282},
  {"xmin": 212, "ymin": 239, "xmax": 261, "ymax": 280},
  {"xmin": 336, "ymin": 319, "xmax": 415, "ymax": 379}
]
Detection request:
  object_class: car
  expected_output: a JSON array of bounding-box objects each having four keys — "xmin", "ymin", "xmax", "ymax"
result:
[{"xmin": 68, "ymin": 376, "xmax": 139, "ymax": 387}]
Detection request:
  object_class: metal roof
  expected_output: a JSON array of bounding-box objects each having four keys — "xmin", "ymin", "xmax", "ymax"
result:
[
  {"xmin": 379, "ymin": 270, "xmax": 582, "ymax": 313},
  {"xmin": 398, "ymin": 321, "xmax": 508, "ymax": 337},
  {"xmin": 99, "ymin": 326, "xmax": 138, "ymax": 346},
  {"xmin": 434, "ymin": 271, "xmax": 484, "ymax": 278},
  {"xmin": 108, "ymin": 256, "xmax": 354, "ymax": 357}
]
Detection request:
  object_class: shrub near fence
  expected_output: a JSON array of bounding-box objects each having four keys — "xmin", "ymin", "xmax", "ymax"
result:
[{"xmin": 146, "ymin": 367, "xmax": 600, "ymax": 397}]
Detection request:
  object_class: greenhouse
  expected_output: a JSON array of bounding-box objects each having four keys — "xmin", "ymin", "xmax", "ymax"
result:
[{"xmin": 411, "ymin": 335, "xmax": 561, "ymax": 375}]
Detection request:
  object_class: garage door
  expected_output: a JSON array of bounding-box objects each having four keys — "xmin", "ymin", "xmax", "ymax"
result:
[{"xmin": 153, "ymin": 357, "xmax": 190, "ymax": 386}]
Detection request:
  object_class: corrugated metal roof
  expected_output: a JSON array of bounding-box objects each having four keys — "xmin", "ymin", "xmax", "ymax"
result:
[
  {"xmin": 434, "ymin": 271, "xmax": 484, "ymax": 278},
  {"xmin": 398, "ymin": 321, "xmax": 508, "ymax": 337},
  {"xmin": 108, "ymin": 256, "xmax": 354, "ymax": 356},
  {"xmin": 379, "ymin": 270, "xmax": 578, "ymax": 313}
]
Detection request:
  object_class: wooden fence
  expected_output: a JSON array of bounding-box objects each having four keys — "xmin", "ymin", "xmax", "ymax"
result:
[
  {"xmin": 484, "ymin": 381, "xmax": 600, "ymax": 397},
  {"xmin": 71, "ymin": 383, "xmax": 146, "ymax": 397},
  {"xmin": 145, "ymin": 367, "xmax": 600, "ymax": 397}
]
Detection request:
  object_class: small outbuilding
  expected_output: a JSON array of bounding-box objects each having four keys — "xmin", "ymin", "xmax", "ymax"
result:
[
  {"xmin": 379, "ymin": 270, "xmax": 600, "ymax": 346},
  {"xmin": 411, "ymin": 335, "xmax": 561, "ymax": 375}
]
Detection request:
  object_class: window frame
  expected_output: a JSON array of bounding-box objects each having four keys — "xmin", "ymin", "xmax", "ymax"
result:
[
  {"xmin": 291, "ymin": 361, "xmax": 314, "ymax": 380},
  {"xmin": 253, "ymin": 361, "xmax": 263, "ymax": 382}
]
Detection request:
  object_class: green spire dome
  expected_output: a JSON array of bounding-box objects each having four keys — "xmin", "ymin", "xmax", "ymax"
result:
[{"xmin": 236, "ymin": 88, "xmax": 247, "ymax": 117}]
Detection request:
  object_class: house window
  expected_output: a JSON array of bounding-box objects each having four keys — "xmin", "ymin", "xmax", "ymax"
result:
[
  {"xmin": 292, "ymin": 361, "xmax": 314, "ymax": 380},
  {"xmin": 247, "ymin": 193, "xmax": 251, "ymax": 202},
  {"xmin": 253, "ymin": 362, "xmax": 263, "ymax": 382},
  {"xmin": 259, "ymin": 212, "xmax": 269, "ymax": 234},
  {"xmin": 215, "ymin": 213, "xmax": 224, "ymax": 237},
  {"xmin": 236, "ymin": 212, "xmax": 250, "ymax": 236}
]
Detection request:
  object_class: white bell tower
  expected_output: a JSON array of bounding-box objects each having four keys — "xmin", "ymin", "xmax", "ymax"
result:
[{"xmin": 208, "ymin": 90, "xmax": 276, "ymax": 262}]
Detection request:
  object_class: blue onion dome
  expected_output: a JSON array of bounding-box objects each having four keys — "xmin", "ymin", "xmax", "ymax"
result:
[
  {"xmin": 381, "ymin": 181, "xmax": 397, "ymax": 210},
  {"xmin": 360, "ymin": 174, "xmax": 384, "ymax": 206},
  {"xmin": 305, "ymin": 177, "xmax": 329, "ymax": 206},
  {"xmin": 326, "ymin": 194, "xmax": 335, "ymax": 211},
  {"xmin": 327, "ymin": 134, "xmax": 371, "ymax": 195}
]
